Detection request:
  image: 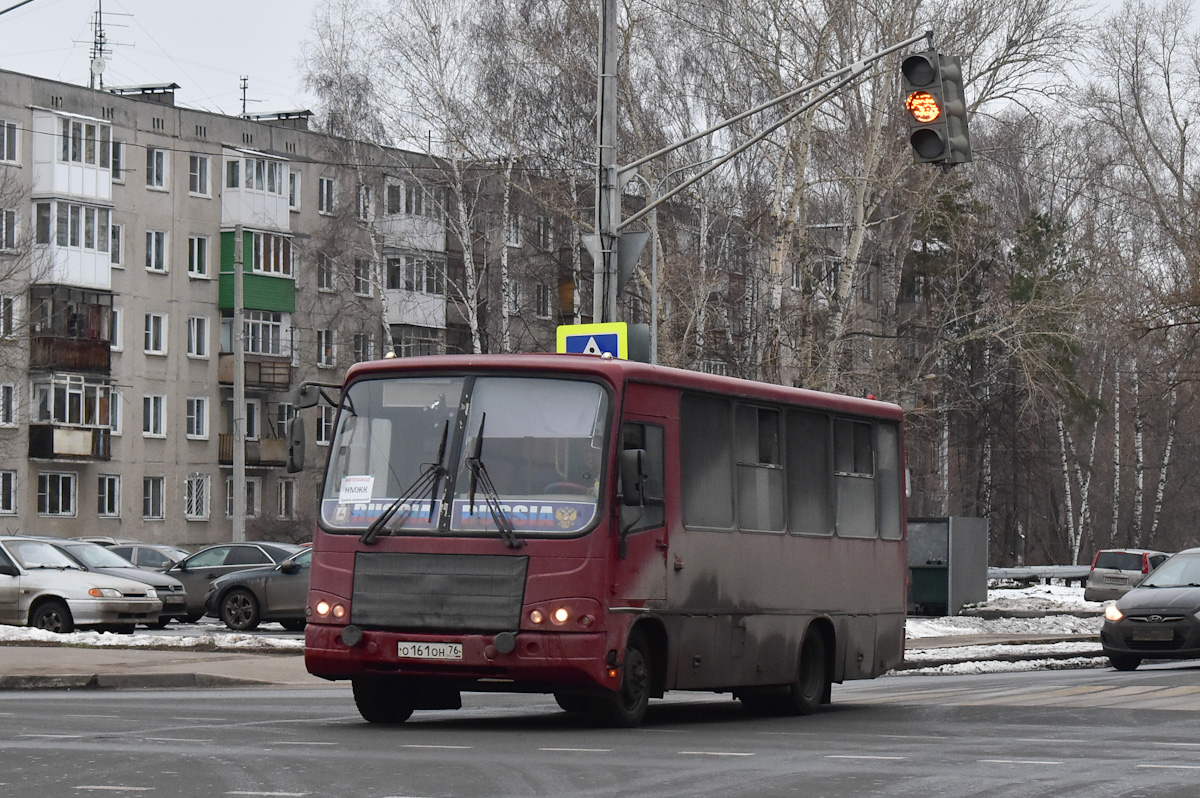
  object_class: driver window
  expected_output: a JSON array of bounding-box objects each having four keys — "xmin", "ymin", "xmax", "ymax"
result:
[{"xmin": 620, "ymin": 422, "xmax": 665, "ymax": 533}]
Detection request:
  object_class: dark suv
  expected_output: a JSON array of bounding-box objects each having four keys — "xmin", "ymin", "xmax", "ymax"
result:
[{"xmin": 1084, "ymin": 548, "xmax": 1169, "ymax": 602}]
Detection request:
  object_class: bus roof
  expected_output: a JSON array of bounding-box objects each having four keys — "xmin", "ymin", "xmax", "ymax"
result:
[{"xmin": 344, "ymin": 353, "xmax": 903, "ymax": 421}]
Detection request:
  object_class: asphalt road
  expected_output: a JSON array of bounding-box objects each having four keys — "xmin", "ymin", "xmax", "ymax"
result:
[{"xmin": 3, "ymin": 661, "xmax": 1199, "ymax": 798}]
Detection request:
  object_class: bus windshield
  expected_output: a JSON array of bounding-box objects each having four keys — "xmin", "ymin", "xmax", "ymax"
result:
[{"xmin": 320, "ymin": 375, "xmax": 609, "ymax": 538}]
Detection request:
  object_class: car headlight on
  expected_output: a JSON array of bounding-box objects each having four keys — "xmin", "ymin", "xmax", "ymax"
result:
[
  {"xmin": 1104, "ymin": 603, "xmax": 1124, "ymax": 622},
  {"xmin": 88, "ymin": 587, "xmax": 122, "ymax": 598}
]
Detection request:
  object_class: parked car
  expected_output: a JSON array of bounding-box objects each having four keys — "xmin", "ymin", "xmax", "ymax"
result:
[
  {"xmin": 47, "ymin": 540, "xmax": 188, "ymax": 628},
  {"xmin": 71, "ymin": 536, "xmax": 141, "ymax": 547},
  {"xmin": 1101, "ymin": 547, "xmax": 1200, "ymax": 671},
  {"xmin": 165, "ymin": 542, "xmax": 306, "ymax": 622},
  {"xmin": 1083, "ymin": 548, "xmax": 1169, "ymax": 602},
  {"xmin": 0, "ymin": 536, "xmax": 162, "ymax": 633},
  {"xmin": 107, "ymin": 543, "xmax": 190, "ymax": 571},
  {"xmin": 205, "ymin": 548, "xmax": 311, "ymax": 631}
]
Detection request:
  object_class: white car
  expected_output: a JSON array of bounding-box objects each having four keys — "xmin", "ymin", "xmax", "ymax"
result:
[{"xmin": 0, "ymin": 536, "xmax": 163, "ymax": 633}]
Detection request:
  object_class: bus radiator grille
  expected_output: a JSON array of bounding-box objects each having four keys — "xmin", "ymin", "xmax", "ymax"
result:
[{"xmin": 351, "ymin": 552, "xmax": 529, "ymax": 632}]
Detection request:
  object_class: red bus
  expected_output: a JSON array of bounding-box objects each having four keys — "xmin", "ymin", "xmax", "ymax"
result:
[{"xmin": 299, "ymin": 353, "xmax": 907, "ymax": 726}]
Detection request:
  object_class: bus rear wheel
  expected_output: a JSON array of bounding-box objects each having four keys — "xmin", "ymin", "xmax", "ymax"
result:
[
  {"xmin": 352, "ymin": 677, "xmax": 415, "ymax": 724},
  {"xmin": 600, "ymin": 631, "xmax": 652, "ymax": 727},
  {"xmin": 784, "ymin": 630, "xmax": 829, "ymax": 715}
]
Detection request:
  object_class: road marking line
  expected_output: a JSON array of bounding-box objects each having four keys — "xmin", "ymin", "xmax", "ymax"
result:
[
  {"xmin": 225, "ymin": 792, "xmax": 310, "ymax": 797},
  {"xmin": 143, "ymin": 738, "xmax": 207, "ymax": 743},
  {"xmin": 1137, "ymin": 764, "xmax": 1200, "ymax": 770},
  {"xmin": 267, "ymin": 742, "xmax": 339, "ymax": 746},
  {"xmin": 24, "ymin": 734, "xmax": 84, "ymax": 739},
  {"xmin": 1013, "ymin": 738, "xmax": 1085, "ymax": 744},
  {"xmin": 679, "ymin": 751, "xmax": 755, "ymax": 757},
  {"xmin": 825, "ymin": 755, "xmax": 905, "ymax": 761},
  {"xmin": 74, "ymin": 788, "xmax": 154, "ymax": 793},
  {"xmin": 539, "ymin": 748, "xmax": 613, "ymax": 753},
  {"xmin": 400, "ymin": 744, "xmax": 473, "ymax": 750},
  {"xmin": 979, "ymin": 759, "xmax": 1063, "ymax": 765},
  {"xmin": 1159, "ymin": 743, "xmax": 1200, "ymax": 748}
]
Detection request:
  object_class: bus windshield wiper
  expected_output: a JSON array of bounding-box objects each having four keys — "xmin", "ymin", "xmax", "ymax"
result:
[
  {"xmin": 360, "ymin": 421, "xmax": 449, "ymax": 545},
  {"xmin": 465, "ymin": 413, "xmax": 523, "ymax": 549}
]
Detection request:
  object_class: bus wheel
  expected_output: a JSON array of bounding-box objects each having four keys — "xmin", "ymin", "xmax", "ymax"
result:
[
  {"xmin": 352, "ymin": 677, "xmax": 415, "ymax": 724},
  {"xmin": 785, "ymin": 631, "xmax": 828, "ymax": 715},
  {"xmin": 601, "ymin": 631, "xmax": 652, "ymax": 727}
]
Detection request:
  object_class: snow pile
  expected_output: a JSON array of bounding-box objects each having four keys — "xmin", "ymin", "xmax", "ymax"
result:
[
  {"xmin": 0, "ymin": 624, "xmax": 303, "ymax": 651},
  {"xmin": 972, "ymin": 582, "xmax": 1104, "ymax": 613}
]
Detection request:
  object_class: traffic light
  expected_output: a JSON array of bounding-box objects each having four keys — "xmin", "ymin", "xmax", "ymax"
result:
[{"xmin": 901, "ymin": 50, "xmax": 971, "ymax": 166}]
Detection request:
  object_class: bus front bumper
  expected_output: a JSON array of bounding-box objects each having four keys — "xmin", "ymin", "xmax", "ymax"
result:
[{"xmin": 305, "ymin": 623, "xmax": 618, "ymax": 691}]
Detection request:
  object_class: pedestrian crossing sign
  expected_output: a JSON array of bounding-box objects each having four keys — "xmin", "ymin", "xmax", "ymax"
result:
[{"xmin": 556, "ymin": 322, "xmax": 629, "ymax": 359}]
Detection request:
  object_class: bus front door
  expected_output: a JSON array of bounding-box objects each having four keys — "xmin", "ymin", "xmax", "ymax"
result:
[{"xmin": 610, "ymin": 419, "xmax": 668, "ymax": 604}]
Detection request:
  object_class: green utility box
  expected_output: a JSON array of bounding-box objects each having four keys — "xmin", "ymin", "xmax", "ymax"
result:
[{"xmin": 907, "ymin": 517, "xmax": 988, "ymax": 616}]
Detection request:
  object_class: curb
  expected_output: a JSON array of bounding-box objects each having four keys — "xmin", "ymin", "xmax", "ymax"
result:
[
  {"xmin": 895, "ymin": 648, "xmax": 1106, "ymax": 671},
  {"xmin": 0, "ymin": 672, "xmax": 274, "ymax": 690}
]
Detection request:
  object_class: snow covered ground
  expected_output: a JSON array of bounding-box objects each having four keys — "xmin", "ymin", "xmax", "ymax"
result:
[{"xmin": 0, "ymin": 583, "xmax": 1110, "ymax": 676}]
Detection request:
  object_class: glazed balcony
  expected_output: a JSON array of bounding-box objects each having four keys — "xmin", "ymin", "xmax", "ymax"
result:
[{"xmin": 28, "ymin": 424, "xmax": 111, "ymax": 461}]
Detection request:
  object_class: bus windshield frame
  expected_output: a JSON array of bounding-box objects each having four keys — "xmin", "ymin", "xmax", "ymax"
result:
[{"xmin": 318, "ymin": 373, "xmax": 612, "ymax": 541}]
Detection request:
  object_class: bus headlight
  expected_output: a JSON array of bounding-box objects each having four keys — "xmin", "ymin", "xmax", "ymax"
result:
[
  {"xmin": 314, "ymin": 600, "xmax": 347, "ymax": 619},
  {"xmin": 552, "ymin": 607, "xmax": 570, "ymax": 625}
]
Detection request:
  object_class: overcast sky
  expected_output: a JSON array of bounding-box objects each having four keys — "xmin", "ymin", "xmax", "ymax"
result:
[{"xmin": 0, "ymin": 0, "xmax": 322, "ymax": 116}]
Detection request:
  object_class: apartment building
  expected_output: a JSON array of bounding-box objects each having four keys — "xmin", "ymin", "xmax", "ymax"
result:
[{"xmin": 0, "ymin": 69, "xmax": 469, "ymax": 546}]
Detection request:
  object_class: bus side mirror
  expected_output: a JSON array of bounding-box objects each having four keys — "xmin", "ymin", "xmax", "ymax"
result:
[
  {"xmin": 620, "ymin": 448, "xmax": 646, "ymax": 507},
  {"xmin": 286, "ymin": 417, "xmax": 306, "ymax": 473},
  {"xmin": 294, "ymin": 383, "xmax": 321, "ymax": 409}
]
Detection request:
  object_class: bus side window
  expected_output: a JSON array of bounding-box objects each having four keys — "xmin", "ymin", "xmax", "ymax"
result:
[
  {"xmin": 621, "ymin": 422, "xmax": 664, "ymax": 532},
  {"xmin": 834, "ymin": 419, "xmax": 877, "ymax": 538}
]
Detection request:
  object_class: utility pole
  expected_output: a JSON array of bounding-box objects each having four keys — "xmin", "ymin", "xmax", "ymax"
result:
[
  {"xmin": 232, "ymin": 225, "xmax": 246, "ymax": 543},
  {"xmin": 591, "ymin": 0, "xmax": 619, "ymax": 324}
]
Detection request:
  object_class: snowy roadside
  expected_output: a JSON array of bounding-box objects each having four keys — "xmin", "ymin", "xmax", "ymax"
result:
[
  {"xmin": 0, "ymin": 583, "xmax": 1109, "ymax": 675},
  {"xmin": 899, "ymin": 582, "xmax": 1108, "ymax": 676}
]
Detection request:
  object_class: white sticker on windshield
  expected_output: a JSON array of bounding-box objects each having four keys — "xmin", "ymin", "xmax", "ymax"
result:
[{"xmin": 339, "ymin": 475, "xmax": 375, "ymax": 504}]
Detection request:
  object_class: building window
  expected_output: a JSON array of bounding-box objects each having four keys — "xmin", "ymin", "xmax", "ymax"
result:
[
  {"xmin": 317, "ymin": 329, "xmax": 335, "ymax": 368},
  {"xmin": 0, "ymin": 209, "xmax": 15, "ymax": 250},
  {"xmin": 52, "ymin": 202, "xmax": 110, "ymax": 253},
  {"xmin": 188, "ymin": 155, "xmax": 209, "ymax": 195},
  {"xmin": 185, "ymin": 474, "xmax": 210, "ymax": 520},
  {"xmin": 186, "ymin": 397, "xmax": 208, "ymax": 439},
  {"xmin": 0, "ymin": 295, "xmax": 13, "ymax": 337},
  {"xmin": 33, "ymin": 375, "xmax": 111, "ymax": 428},
  {"xmin": 146, "ymin": 147, "xmax": 167, "ymax": 188},
  {"xmin": 111, "ymin": 140, "xmax": 124, "ymax": 181},
  {"xmin": 317, "ymin": 253, "xmax": 335, "ymax": 291},
  {"xmin": 289, "ymin": 171, "xmax": 301, "ymax": 210},
  {"xmin": 392, "ymin": 324, "xmax": 439, "ymax": 358},
  {"xmin": 357, "ymin": 184, "xmax": 372, "ymax": 221},
  {"xmin": 0, "ymin": 470, "xmax": 16, "ymax": 514},
  {"xmin": 146, "ymin": 230, "xmax": 168, "ymax": 271},
  {"xmin": 274, "ymin": 403, "xmax": 295, "ymax": 437},
  {"xmin": 188, "ymin": 236, "xmax": 209, "ymax": 277},
  {"xmin": 144, "ymin": 313, "xmax": 167, "ymax": 354},
  {"xmin": 35, "ymin": 202, "xmax": 51, "ymax": 244},
  {"xmin": 244, "ymin": 310, "xmax": 284, "ymax": 355},
  {"xmin": 354, "ymin": 258, "xmax": 371, "ymax": 296},
  {"xmin": 318, "ymin": 177, "xmax": 335, "ymax": 214},
  {"xmin": 143, "ymin": 394, "xmax": 165, "ymax": 437},
  {"xmin": 187, "ymin": 316, "xmax": 208, "ymax": 358},
  {"xmin": 110, "ymin": 223, "xmax": 123, "ymax": 266},
  {"xmin": 536, "ymin": 215, "xmax": 554, "ymax": 250},
  {"xmin": 109, "ymin": 390, "xmax": 121, "ymax": 435},
  {"xmin": 0, "ymin": 120, "xmax": 17, "ymax": 163},
  {"xmin": 353, "ymin": 332, "xmax": 374, "ymax": 363},
  {"xmin": 97, "ymin": 474, "xmax": 120, "ymax": 517},
  {"xmin": 143, "ymin": 476, "xmax": 165, "ymax": 519},
  {"xmin": 58, "ymin": 118, "xmax": 111, "ymax": 167},
  {"xmin": 535, "ymin": 283, "xmax": 552, "ymax": 318},
  {"xmin": 316, "ymin": 405, "xmax": 335, "ymax": 445},
  {"xmin": 38, "ymin": 472, "xmax": 76, "ymax": 517},
  {"xmin": 226, "ymin": 477, "xmax": 262, "ymax": 518},
  {"xmin": 236, "ymin": 156, "xmax": 284, "ymax": 196},
  {"xmin": 396, "ymin": 255, "xmax": 444, "ymax": 294},
  {"xmin": 251, "ymin": 232, "xmax": 293, "ymax": 276},
  {"xmin": 278, "ymin": 479, "xmax": 297, "ymax": 519},
  {"xmin": 0, "ymin": 383, "xmax": 14, "ymax": 425},
  {"xmin": 244, "ymin": 399, "xmax": 261, "ymax": 441},
  {"xmin": 109, "ymin": 307, "xmax": 122, "ymax": 351},
  {"xmin": 506, "ymin": 213, "xmax": 522, "ymax": 247}
]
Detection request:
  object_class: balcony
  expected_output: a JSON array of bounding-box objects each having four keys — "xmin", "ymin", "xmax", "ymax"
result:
[
  {"xmin": 30, "ymin": 336, "xmax": 112, "ymax": 374},
  {"xmin": 218, "ymin": 354, "xmax": 292, "ymax": 390},
  {"xmin": 218, "ymin": 434, "xmax": 287, "ymax": 467},
  {"xmin": 28, "ymin": 424, "xmax": 111, "ymax": 461}
]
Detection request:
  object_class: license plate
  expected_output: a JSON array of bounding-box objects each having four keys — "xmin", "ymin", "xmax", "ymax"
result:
[
  {"xmin": 398, "ymin": 641, "xmax": 463, "ymax": 660},
  {"xmin": 1104, "ymin": 576, "xmax": 1127, "ymax": 584},
  {"xmin": 1131, "ymin": 629, "xmax": 1173, "ymax": 642}
]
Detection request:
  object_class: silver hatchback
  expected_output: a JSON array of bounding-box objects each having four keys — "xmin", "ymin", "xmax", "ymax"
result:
[
  {"xmin": 0, "ymin": 537, "xmax": 163, "ymax": 633},
  {"xmin": 1084, "ymin": 548, "xmax": 1169, "ymax": 602}
]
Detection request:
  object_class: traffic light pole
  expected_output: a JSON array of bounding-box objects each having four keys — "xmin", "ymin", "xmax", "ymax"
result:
[{"xmin": 591, "ymin": 11, "xmax": 931, "ymax": 321}]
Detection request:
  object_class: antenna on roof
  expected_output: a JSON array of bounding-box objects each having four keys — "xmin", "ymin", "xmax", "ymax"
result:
[
  {"xmin": 80, "ymin": 0, "xmax": 130, "ymax": 90},
  {"xmin": 239, "ymin": 76, "xmax": 263, "ymax": 116}
]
